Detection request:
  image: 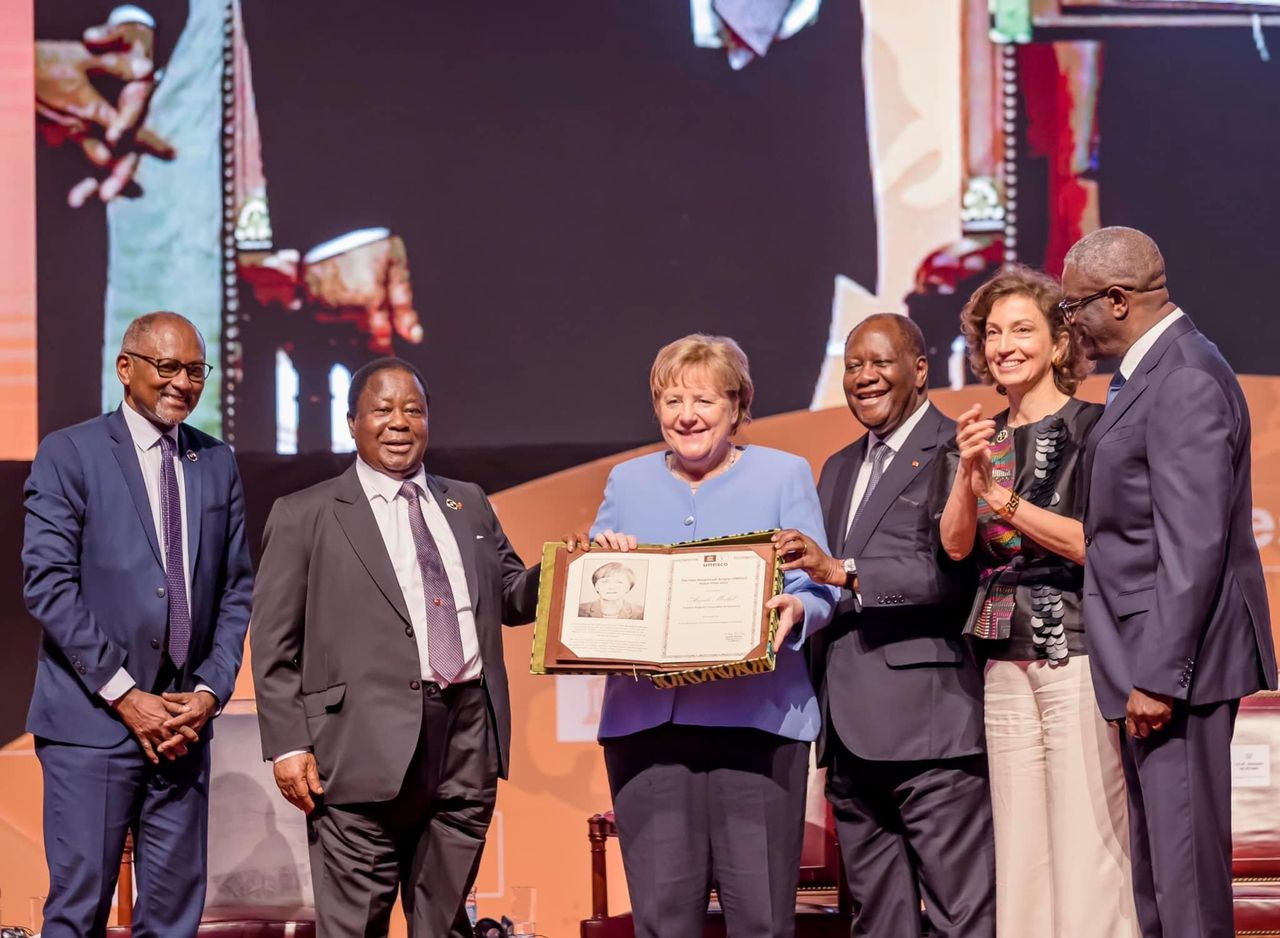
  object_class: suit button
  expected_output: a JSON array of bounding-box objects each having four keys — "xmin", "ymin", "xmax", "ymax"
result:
[
  {"xmin": 405, "ymin": 627, "xmax": 414, "ymax": 638},
  {"xmin": 156, "ymin": 587, "xmax": 166, "ymax": 598},
  {"xmin": 409, "ymin": 680, "xmax": 421, "ymax": 691},
  {"xmin": 151, "ymin": 639, "xmax": 161, "ymax": 650}
]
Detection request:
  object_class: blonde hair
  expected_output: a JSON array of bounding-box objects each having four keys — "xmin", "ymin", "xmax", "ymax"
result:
[{"xmin": 649, "ymin": 334, "xmax": 754, "ymax": 433}]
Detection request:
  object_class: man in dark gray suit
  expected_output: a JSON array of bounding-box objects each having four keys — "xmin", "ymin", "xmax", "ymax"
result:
[
  {"xmin": 774, "ymin": 314, "xmax": 994, "ymax": 937},
  {"xmin": 250, "ymin": 357, "xmax": 540, "ymax": 937},
  {"xmin": 1065, "ymin": 226, "xmax": 1277, "ymax": 938}
]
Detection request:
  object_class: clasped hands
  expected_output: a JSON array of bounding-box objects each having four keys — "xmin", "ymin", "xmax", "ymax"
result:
[
  {"xmin": 37, "ymin": 18, "xmax": 174, "ymax": 206},
  {"xmin": 115, "ymin": 687, "xmax": 217, "ymax": 765},
  {"xmin": 562, "ymin": 530, "xmax": 805, "ymax": 651}
]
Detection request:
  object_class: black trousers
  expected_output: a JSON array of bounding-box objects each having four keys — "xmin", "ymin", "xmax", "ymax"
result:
[
  {"xmin": 307, "ymin": 681, "xmax": 496, "ymax": 938},
  {"xmin": 1121, "ymin": 699, "xmax": 1238, "ymax": 938},
  {"xmin": 602, "ymin": 723, "xmax": 809, "ymax": 938},
  {"xmin": 824, "ymin": 734, "xmax": 995, "ymax": 938}
]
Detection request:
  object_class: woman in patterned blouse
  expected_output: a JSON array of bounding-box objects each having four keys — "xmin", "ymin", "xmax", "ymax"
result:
[{"xmin": 937, "ymin": 265, "xmax": 1139, "ymax": 938}]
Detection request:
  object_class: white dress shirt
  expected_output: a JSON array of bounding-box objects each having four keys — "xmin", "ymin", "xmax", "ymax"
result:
[
  {"xmin": 355, "ymin": 457, "xmax": 483, "ymax": 685},
  {"xmin": 100, "ymin": 403, "xmax": 206, "ymax": 703},
  {"xmin": 1118, "ymin": 307, "xmax": 1184, "ymax": 380},
  {"xmin": 845, "ymin": 398, "xmax": 932, "ymax": 538}
]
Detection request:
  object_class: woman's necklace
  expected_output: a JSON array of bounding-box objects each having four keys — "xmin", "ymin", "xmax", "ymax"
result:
[{"xmin": 669, "ymin": 446, "xmax": 740, "ymax": 494}]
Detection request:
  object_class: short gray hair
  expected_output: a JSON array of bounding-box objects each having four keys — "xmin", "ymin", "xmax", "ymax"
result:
[
  {"xmin": 1063, "ymin": 226, "xmax": 1166, "ymax": 290},
  {"xmin": 120, "ymin": 311, "xmax": 205, "ymax": 354}
]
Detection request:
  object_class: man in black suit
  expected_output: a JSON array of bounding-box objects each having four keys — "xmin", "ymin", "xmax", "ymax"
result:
[
  {"xmin": 1065, "ymin": 226, "xmax": 1277, "ymax": 938},
  {"xmin": 774, "ymin": 314, "xmax": 994, "ymax": 937},
  {"xmin": 250, "ymin": 357, "xmax": 541, "ymax": 936}
]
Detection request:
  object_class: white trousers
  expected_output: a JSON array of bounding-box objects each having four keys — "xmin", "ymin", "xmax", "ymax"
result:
[{"xmin": 984, "ymin": 655, "xmax": 1141, "ymax": 938}]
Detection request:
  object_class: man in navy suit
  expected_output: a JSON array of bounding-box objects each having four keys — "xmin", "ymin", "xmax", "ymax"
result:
[
  {"xmin": 1065, "ymin": 226, "xmax": 1278, "ymax": 938},
  {"xmin": 774, "ymin": 314, "xmax": 994, "ymax": 937},
  {"xmin": 22, "ymin": 311, "xmax": 253, "ymax": 937}
]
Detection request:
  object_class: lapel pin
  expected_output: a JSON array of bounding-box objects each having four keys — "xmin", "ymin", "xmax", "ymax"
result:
[
  {"xmin": 186, "ymin": 450, "xmax": 198, "ymax": 462},
  {"xmin": 911, "ymin": 459, "xmax": 920, "ymax": 468},
  {"xmin": 445, "ymin": 498, "xmax": 463, "ymax": 511}
]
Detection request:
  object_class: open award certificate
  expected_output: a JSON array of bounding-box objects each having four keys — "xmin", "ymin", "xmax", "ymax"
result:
[{"xmin": 530, "ymin": 531, "xmax": 783, "ymax": 687}]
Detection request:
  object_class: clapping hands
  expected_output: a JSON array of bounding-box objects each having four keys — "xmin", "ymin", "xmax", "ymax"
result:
[{"xmin": 955, "ymin": 404, "xmax": 997, "ymax": 501}]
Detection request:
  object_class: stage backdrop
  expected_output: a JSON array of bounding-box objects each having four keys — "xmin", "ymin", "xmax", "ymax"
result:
[{"xmin": 3, "ymin": 378, "xmax": 1280, "ymax": 935}]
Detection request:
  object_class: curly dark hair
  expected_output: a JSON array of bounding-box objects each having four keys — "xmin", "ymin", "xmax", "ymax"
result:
[{"xmin": 958, "ymin": 264, "xmax": 1091, "ymax": 395}]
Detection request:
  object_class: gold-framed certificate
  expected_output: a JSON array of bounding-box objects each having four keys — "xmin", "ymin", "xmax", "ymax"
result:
[{"xmin": 530, "ymin": 530, "xmax": 783, "ymax": 688}]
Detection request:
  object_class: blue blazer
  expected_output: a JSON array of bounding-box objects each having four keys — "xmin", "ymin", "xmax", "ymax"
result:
[
  {"xmin": 22, "ymin": 406, "xmax": 254, "ymax": 746},
  {"xmin": 590, "ymin": 445, "xmax": 837, "ymax": 742},
  {"xmin": 1084, "ymin": 316, "xmax": 1277, "ymax": 719}
]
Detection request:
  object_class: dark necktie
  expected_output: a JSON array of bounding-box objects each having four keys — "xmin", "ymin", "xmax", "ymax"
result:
[
  {"xmin": 158, "ymin": 434, "xmax": 190, "ymax": 668},
  {"xmin": 399, "ymin": 481, "xmax": 465, "ymax": 685},
  {"xmin": 848, "ymin": 441, "xmax": 891, "ymax": 535},
  {"xmin": 1106, "ymin": 371, "xmax": 1127, "ymax": 407}
]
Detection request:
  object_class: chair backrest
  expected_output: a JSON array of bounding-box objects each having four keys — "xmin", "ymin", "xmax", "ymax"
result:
[
  {"xmin": 797, "ymin": 762, "xmax": 841, "ymax": 888},
  {"xmin": 1231, "ymin": 691, "xmax": 1280, "ymax": 878},
  {"xmin": 205, "ymin": 703, "xmax": 314, "ymax": 910}
]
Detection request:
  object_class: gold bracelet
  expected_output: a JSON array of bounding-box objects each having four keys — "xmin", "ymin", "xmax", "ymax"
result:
[{"xmin": 994, "ymin": 490, "xmax": 1020, "ymax": 521}]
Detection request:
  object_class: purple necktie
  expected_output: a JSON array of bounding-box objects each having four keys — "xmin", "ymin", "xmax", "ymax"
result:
[
  {"xmin": 399, "ymin": 481, "xmax": 465, "ymax": 685},
  {"xmin": 158, "ymin": 434, "xmax": 190, "ymax": 668}
]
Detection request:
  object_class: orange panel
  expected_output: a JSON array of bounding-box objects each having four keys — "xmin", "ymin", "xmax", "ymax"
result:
[{"xmin": 0, "ymin": 0, "xmax": 36, "ymax": 459}]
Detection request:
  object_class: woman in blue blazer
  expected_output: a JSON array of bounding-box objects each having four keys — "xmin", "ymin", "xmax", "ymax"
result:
[{"xmin": 568, "ymin": 334, "xmax": 835, "ymax": 938}]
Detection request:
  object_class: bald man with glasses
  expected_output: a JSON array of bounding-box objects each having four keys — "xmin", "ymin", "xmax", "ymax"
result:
[
  {"xmin": 1064, "ymin": 227, "xmax": 1277, "ymax": 938},
  {"xmin": 23, "ymin": 311, "xmax": 253, "ymax": 937}
]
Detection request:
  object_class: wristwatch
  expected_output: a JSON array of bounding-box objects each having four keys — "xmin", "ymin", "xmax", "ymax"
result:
[{"xmin": 841, "ymin": 558, "xmax": 857, "ymax": 590}]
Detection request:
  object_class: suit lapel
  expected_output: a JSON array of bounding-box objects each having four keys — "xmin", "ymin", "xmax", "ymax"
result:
[
  {"xmin": 1087, "ymin": 314, "xmax": 1197, "ymax": 449},
  {"xmin": 425, "ymin": 475, "xmax": 481, "ymax": 610},
  {"xmin": 826, "ymin": 446, "xmax": 861, "ymax": 555},
  {"xmin": 843, "ymin": 405, "xmax": 942, "ymax": 559},
  {"xmin": 178, "ymin": 426, "xmax": 203, "ymax": 579},
  {"xmin": 108, "ymin": 408, "xmax": 163, "ymax": 569},
  {"xmin": 333, "ymin": 465, "xmax": 412, "ymax": 626}
]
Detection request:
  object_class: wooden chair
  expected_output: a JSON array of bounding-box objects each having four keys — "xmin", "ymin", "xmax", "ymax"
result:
[
  {"xmin": 106, "ymin": 705, "xmax": 316, "ymax": 937},
  {"xmin": 107, "ymin": 832, "xmax": 315, "ymax": 937}
]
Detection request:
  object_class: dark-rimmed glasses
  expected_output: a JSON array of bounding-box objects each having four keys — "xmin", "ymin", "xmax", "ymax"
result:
[
  {"xmin": 1058, "ymin": 288, "xmax": 1118, "ymax": 324},
  {"xmin": 123, "ymin": 351, "xmax": 214, "ymax": 383}
]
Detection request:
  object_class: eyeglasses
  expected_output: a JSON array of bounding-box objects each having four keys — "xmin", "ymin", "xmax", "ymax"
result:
[
  {"xmin": 1057, "ymin": 283, "xmax": 1157, "ymax": 324},
  {"xmin": 124, "ymin": 351, "xmax": 214, "ymax": 383}
]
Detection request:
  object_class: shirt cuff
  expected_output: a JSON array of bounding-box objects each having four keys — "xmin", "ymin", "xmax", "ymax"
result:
[
  {"xmin": 107, "ymin": 5, "xmax": 156, "ymax": 29},
  {"xmin": 194, "ymin": 684, "xmax": 223, "ymax": 717},
  {"xmin": 303, "ymin": 227, "xmax": 390, "ymax": 264},
  {"xmin": 273, "ymin": 749, "xmax": 311, "ymax": 763},
  {"xmin": 99, "ymin": 668, "xmax": 137, "ymax": 705}
]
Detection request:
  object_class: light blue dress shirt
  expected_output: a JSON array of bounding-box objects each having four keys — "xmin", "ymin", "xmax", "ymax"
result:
[{"xmin": 590, "ymin": 445, "xmax": 837, "ymax": 742}]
